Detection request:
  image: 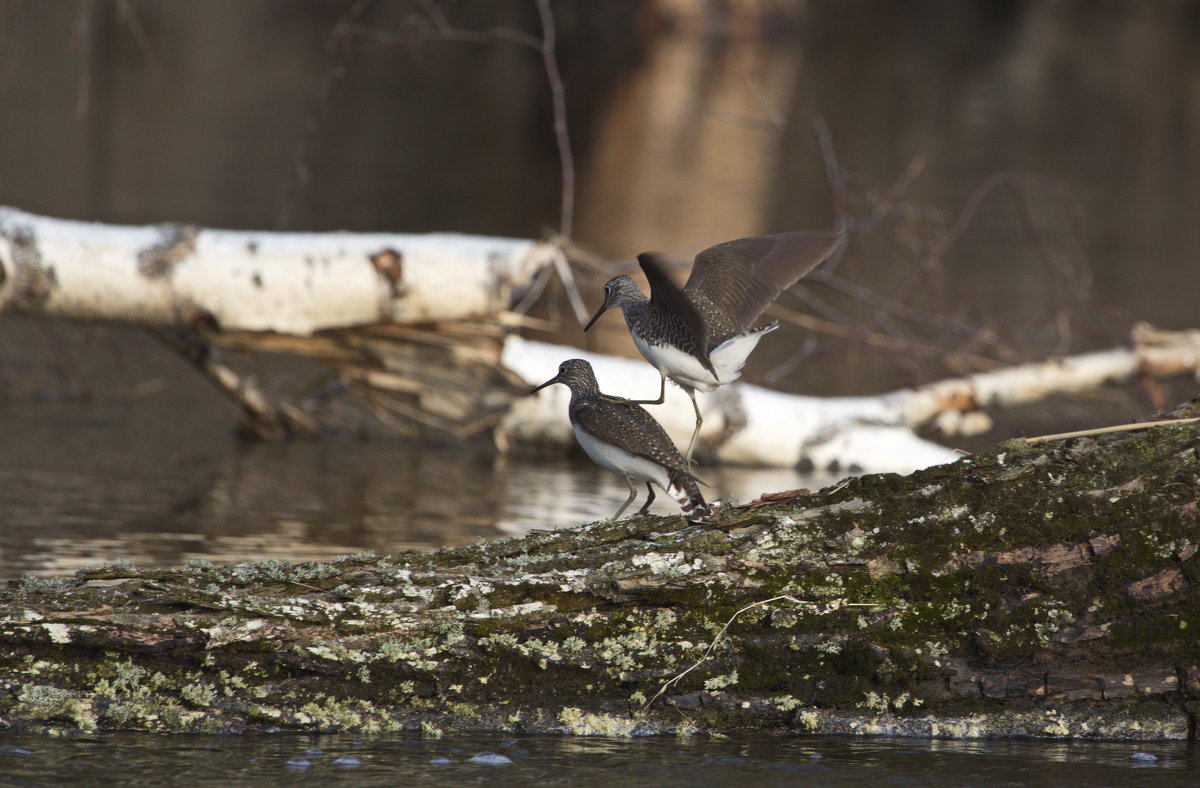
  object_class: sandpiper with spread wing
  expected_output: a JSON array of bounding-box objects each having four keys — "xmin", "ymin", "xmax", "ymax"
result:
[{"xmin": 584, "ymin": 230, "xmax": 844, "ymax": 465}]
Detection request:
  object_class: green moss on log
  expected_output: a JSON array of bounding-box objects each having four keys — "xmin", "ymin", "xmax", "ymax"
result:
[{"xmin": 1, "ymin": 399, "xmax": 1198, "ymax": 739}]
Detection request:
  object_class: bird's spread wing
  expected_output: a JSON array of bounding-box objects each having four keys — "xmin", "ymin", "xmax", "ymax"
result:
[
  {"xmin": 638, "ymin": 252, "xmax": 716, "ymax": 379},
  {"xmin": 572, "ymin": 398, "xmax": 694, "ymax": 480},
  {"xmin": 684, "ymin": 230, "xmax": 843, "ymax": 344}
]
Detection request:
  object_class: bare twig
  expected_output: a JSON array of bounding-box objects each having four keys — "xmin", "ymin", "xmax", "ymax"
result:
[
  {"xmin": 115, "ymin": 0, "xmax": 153, "ymax": 60},
  {"xmin": 640, "ymin": 595, "xmax": 876, "ymax": 714},
  {"xmin": 551, "ymin": 244, "xmax": 590, "ymax": 326},
  {"xmin": 1022, "ymin": 417, "xmax": 1200, "ymax": 446},
  {"xmin": 509, "ymin": 264, "xmax": 556, "ymax": 318},
  {"xmin": 813, "ymin": 116, "xmax": 848, "ymax": 235},
  {"xmin": 69, "ymin": 0, "xmax": 154, "ymax": 120},
  {"xmin": 861, "ymin": 156, "xmax": 927, "ymax": 232},
  {"xmin": 765, "ymin": 302, "xmax": 1006, "ymax": 372},
  {"xmin": 775, "ymin": 122, "xmax": 1113, "ymax": 396},
  {"xmin": 338, "ymin": 1, "xmax": 576, "ymax": 238},
  {"xmin": 412, "ymin": 0, "xmax": 541, "ymax": 47},
  {"xmin": 277, "ymin": 0, "xmax": 375, "ymax": 228},
  {"xmin": 534, "ymin": 0, "xmax": 575, "ymax": 239},
  {"xmin": 71, "ymin": 0, "xmax": 92, "ymax": 119},
  {"xmin": 147, "ymin": 327, "xmax": 315, "ymax": 441}
]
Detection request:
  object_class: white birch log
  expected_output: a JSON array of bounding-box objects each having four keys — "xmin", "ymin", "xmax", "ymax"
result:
[
  {"xmin": 0, "ymin": 207, "xmax": 556, "ymax": 333},
  {"xmin": 498, "ymin": 337, "xmax": 959, "ymax": 473},
  {"xmin": 890, "ymin": 322, "xmax": 1200, "ymax": 435},
  {"xmin": 498, "ymin": 327, "xmax": 1200, "ymax": 473}
]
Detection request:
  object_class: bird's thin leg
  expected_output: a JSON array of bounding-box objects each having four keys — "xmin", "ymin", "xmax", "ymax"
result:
[
  {"xmin": 601, "ymin": 373, "xmax": 666, "ymax": 406},
  {"xmin": 684, "ymin": 388, "xmax": 702, "ymax": 468},
  {"xmin": 611, "ymin": 477, "xmax": 639, "ymax": 520},
  {"xmin": 635, "ymin": 482, "xmax": 656, "ymax": 515}
]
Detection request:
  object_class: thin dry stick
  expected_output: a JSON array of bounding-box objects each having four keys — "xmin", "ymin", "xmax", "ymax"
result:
[
  {"xmin": 1022, "ymin": 417, "xmax": 1200, "ymax": 446},
  {"xmin": 766, "ymin": 303, "xmax": 1005, "ymax": 371},
  {"xmin": 640, "ymin": 595, "xmax": 876, "ymax": 714},
  {"xmin": 287, "ymin": 0, "xmax": 574, "ymax": 232},
  {"xmin": 116, "ymin": 0, "xmax": 154, "ymax": 60},
  {"xmin": 813, "ymin": 116, "xmax": 849, "ymax": 234},
  {"xmin": 278, "ymin": 1, "xmax": 372, "ymax": 228},
  {"xmin": 353, "ymin": 384, "xmax": 430, "ymax": 437},
  {"xmin": 510, "ymin": 264, "xmax": 556, "ymax": 317},
  {"xmin": 71, "ymin": 0, "xmax": 93, "ymax": 119},
  {"xmin": 551, "ymin": 244, "xmax": 590, "ymax": 326},
  {"xmin": 406, "ymin": 0, "xmax": 575, "ymax": 238},
  {"xmin": 862, "ymin": 155, "xmax": 927, "ymax": 232},
  {"xmin": 862, "ymin": 171, "xmax": 1073, "ymax": 351},
  {"xmin": 534, "ymin": 0, "xmax": 575, "ymax": 239}
]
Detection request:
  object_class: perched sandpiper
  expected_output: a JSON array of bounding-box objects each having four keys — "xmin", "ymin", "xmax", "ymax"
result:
[
  {"xmin": 584, "ymin": 230, "xmax": 843, "ymax": 464},
  {"xmin": 532, "ymin": 359, "xmax": 711, "ymax": 522}
]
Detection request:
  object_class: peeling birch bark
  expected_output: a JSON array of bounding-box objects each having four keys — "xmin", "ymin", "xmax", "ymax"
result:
[
  {"xmin": 891, "ymin": 322, "xmax": 1200, "ymax": 435},
  {"xmin": 0, "ymin": 207, "xmax": 556, "ymax": 332},
  {"xmin": 0, "ymin": 207, "xmax": 554, "ymax": 438}
]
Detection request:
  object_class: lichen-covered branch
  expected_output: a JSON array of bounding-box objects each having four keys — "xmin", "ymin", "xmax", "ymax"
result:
[{"xmin": 2, "ymin": 398, "xmax": 1198, "ymax": 739}]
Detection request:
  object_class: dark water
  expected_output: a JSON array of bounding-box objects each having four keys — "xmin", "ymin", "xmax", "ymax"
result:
[
  {"xmin": 0, "ymin": 369, "xmax": 830, "ymax": 580},
  {"xmin": 0, "ymin": 731, "xmax": 1195, "ymax": 786},
  {"xmin": 0, "ymin": 316, "xmax": 830, "ymax": 578}
]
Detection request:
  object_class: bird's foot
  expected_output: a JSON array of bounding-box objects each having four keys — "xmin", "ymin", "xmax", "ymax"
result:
[{"xmin": 599, "ymin": 393, "xmax": 665, "ymax": 407}]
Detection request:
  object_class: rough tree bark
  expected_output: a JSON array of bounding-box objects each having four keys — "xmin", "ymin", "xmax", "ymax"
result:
[{"xmin": 2, "ymin": 397, "xmax": 1197, "ymax": 739}]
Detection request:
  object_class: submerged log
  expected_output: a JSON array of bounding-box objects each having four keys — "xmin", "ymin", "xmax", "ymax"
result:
[{"xmin": 2, "ymin": 397, "xmax": 1198, "ymax": 739}]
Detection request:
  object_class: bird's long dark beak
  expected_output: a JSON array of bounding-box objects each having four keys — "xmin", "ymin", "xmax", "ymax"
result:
[
  {"xmin": 583, "ymin": 302, "xmax": 609, "ymax": 332},
  {"xmin": 530, "ymin": 375, "xmax": 560, "ymax": 395}
]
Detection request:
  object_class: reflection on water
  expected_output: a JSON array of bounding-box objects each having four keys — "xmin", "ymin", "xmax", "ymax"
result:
[
  {"xmin": 0, "ymin": 394, "xmax": 833, "ymax": 581},
  {"xmin": 497, "ymin": 457, "xmax": 839, "ymax": 536},
  {"xmin": 0, "ymin": 730, "xmax": 1194, "ymax": 786}
]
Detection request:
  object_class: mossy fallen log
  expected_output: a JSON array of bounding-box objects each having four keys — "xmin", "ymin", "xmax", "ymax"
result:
[{"xmin": 2, "ymin": 398, "xmax": 1199, "ymax": 740}]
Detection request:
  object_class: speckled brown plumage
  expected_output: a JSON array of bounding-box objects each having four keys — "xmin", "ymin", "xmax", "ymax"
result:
[{"xmin": 569, "ymin": 396, "xmax": 694, "ymax": 483}]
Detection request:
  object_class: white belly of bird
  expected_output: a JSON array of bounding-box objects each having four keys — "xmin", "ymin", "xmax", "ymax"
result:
[
  {"xmin": 573, "ymin": 425, "xmax": 671, "ymax": 489},
  {"xmin": 632, "ymin": 329, "xmax": 773, "ymax": 392}
]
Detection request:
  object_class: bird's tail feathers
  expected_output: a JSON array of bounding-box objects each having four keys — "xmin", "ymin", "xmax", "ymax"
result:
[{"xmin": 667, "ymin": 472, "xmax": 711, "ymax": 522}]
